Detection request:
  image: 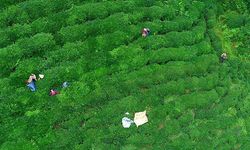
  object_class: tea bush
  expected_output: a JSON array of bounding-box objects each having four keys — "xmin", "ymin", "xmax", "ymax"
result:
[{"xmin": 0, "ymin": 0, "xmax": 250, "ymax": 149}]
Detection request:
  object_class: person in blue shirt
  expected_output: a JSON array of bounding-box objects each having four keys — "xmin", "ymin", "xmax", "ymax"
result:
[
  {"xmin": 26, "ymin": 74, "xmax": 37, "ymax": 92},
  {"xmin": 62, "ymin": 81, "xmax": 69, "ymax": 88}
]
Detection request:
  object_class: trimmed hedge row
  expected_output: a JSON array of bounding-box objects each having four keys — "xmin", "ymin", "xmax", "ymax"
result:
[
  {"xmin": 108, "ymin": 40, "xmax": 212, "ymax": 74},
  {"xmin": 3, "ymin": 0, "xmax": 246, "ymax": 149},
  {"xmin": 38, "ymin": 17, "xmax": 202, "ymax": 77},
  {"xmin": 140, "ymin": 72, "xmax": 219, "ymax": 98},
  {"xmin": 178, "ymin": 89, "xmax": 219, "ymax": 109},
  {"xmin": 205, "ymin": 8, "xmax": 223, "ymax": 53},
  {"xmin": 75, "ymin": 55, "xmax": 220, "ymax": 103},
  {"xmin": 59, "ymin": 10, "xmax": 201, "ymax": 44},
  {"xmin": 148, "ymin": 40, "xmax": 212, "ymax": 64},
  {"xmin": 0, "ymin": 0, "xmax": 26, "ymax": 10},
  {"xmin": 107, "ymin": 54, "xmax": 218, "ymax": 95},
  {"xmin": 66, "ymin": 1, "xmax": 137, "ymax": 25},
  {"xmin": 0, "ymin": 0, "xmax": 73, "ymax": 27},
  {"xmin": 40, "ymin": 14, "xmax": 203, "ymax": 74},
  {"xmin": 0, "ymin": 1, "xmax": 140, "ymax": 47},
  {"xmin": 53, "ymin": 54, "xmax": 218, "ymax": 110},
  {"xmin": 0, "ymin": 0, "xmax": 204, "ymax": 49},
  {"xmin": 59, "ymin": 13, "xmax": 134, "ymax": 43},
  {"xmin": 137, "ymin": 20, "xmax": 206, "ymax": 50},
  {"xmin": 0, "ymin": 33, "xmax": 55, "ymax": 77}
]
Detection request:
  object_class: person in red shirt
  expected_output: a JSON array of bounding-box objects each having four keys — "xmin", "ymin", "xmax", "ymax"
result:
[{"xmin": 50, "ymin": 89, "xmax": 59, "ymax": 96}]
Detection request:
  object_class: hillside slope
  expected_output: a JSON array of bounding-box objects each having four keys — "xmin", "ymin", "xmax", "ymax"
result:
[{"xmin": 0, "ymin": 0, "xmax": 250, "ymax": 149}]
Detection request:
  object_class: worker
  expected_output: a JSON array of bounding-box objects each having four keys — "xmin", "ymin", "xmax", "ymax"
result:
[
  {"xmin": 62, "ymin": 81, "xmax": 69, "ymax": 88},
  {"xmin": 220, "ymin": 53, "xmax": 227, "ymax": 63},
  {"xmin": 26, "ymin": 74, "xmax": 37, "ymax": 92},
  {"xmin": 142, "ymin": 28, "xmax": 150, "ymax": 37},
  {"xmin": 50, "ymin": 89, "xmax": 59, "ymax": 96}
]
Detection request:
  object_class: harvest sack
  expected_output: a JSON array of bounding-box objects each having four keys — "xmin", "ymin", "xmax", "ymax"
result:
[
  {"xmin": 134, "ymin": 110, "xmax": 148, "ymax": 127},
  {"xmin": 39, "ymin": 74, "xmax": 44, "ymax": 79},
  {"xmin": 122, "ymin": 117, "xmax": 134, "ymax": 128}
]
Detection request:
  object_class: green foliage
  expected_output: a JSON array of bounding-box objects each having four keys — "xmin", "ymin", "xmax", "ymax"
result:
[
  {"xmin": 0, "ymin": 0, "xmax": 250, "ymax": 149},
  {"xmin": 0, "ymin": 5, "xmax": 29, "ymax": 27},
  {"xmin": 225, "ymin": 11, "xmax": 248, "ymax": 28},
  {"xmin": 17, "ymin": 33, "xmax": 56, "ymax": 57},
  {"xmin": 0, "ymin": 45, "xmax": 22, "ymax": 76}
]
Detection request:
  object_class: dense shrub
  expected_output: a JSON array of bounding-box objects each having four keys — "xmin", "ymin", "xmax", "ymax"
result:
[
  {"xmin": 225, "ymin": 11, "xmax": 247, "ymax": 28},
  {"xmin": 59, "ymin": 13, "xmax": 132, "ymax": 43},
  {"xmin": 66, "ymin": 1, "xmax": 136, "ymax": 25},
  {"xmin": 0, "ymin": 29, "xmax": 11, "ymax": 48},
  {"xmin": 1, "ymin": 0, "xmax": 250, "ymax": 149},
  {"xmin": 0, "ymin": 45, "xmax": 22, "ymax": 76},
  {"xmin": 0, "ymin": 5, "xmax": 29, "ymax": 27},
  {"xmin": 17, "ymin": 33, "xmax": 56, "ymax": 57},
  {"xmin": 0, "ymin": 0, "xmax": 26, "ymax": 10},
  {"xmin": 0, "ymin": 24, "xmax": 33, "ymax": 48},
  {"xmin": 178, "ymin": 89, "xmax": 219, "ymax": 109}
]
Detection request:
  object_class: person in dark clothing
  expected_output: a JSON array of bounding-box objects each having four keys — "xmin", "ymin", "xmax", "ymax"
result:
[
  {"xmin": 142, "ymin": 28, "xmax": 150, "ymax": 37},
  {"xmin": 220, "ymin": 53, "xmax": 227, "ymax": 63}
]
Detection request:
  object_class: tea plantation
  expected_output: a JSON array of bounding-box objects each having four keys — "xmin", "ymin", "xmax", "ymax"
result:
[{"xmin": 0, "ymin": 0, "xmax": 250, "ymax": 149}]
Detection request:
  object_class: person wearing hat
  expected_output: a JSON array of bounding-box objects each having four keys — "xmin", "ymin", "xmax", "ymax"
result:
[
  {"xmin": 142, "ymin": 28, "xmax": 150, "ymax": 37},
  {"xmin": 38, "ymin": 74, "xmax": 44, "ymax": 80},
  {"xmin": 26, "ymin": 74, "xmax": 37, "ymax": 92}
]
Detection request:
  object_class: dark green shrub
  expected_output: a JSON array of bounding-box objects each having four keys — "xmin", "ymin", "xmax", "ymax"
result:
[
  {"xmin": 48, "ymin": 0, "xmax": 74, "ymax": 13},
  {"xmin": 208, "ymin": 29, "xmax": 223, "ymax": 52},
  {"xmin": 9, "ymin": 57, "xmax": 43, "ymax": 86},
  {"xmin": 17, "ymin": 33, "xmax": 56, "ymax": 57},
  {"xmin": 179, "ymin": 89, "xmax": 219, "ymax": 109},
  {"xmin": 0, "ymin": 5, "xmax": 29, "ymax": 27},
  {"xmin": 66, "ymin": 1, "xmax": 136, "ymax": 25},
  {"xmin": 0, "ymin": 45, "xmax": 22, "ymax": 76},
  {"xmin": 19, "ymin": 0, "xmax": 49, "ymax": 20},
  {"xmin": 192, "ymin": 54, "xmax": 218, "ymax": 75},
  {"xmin": 9, "ymin": 23, "xmax": 32, "ymax": 41},
  {"xmin": 0, "ymin": 0, "xmax": 26, "ymax": 10},
  {"xmin": 145, "ymin": 6, "xmax": 164, "ymax": 20},
  {"xmin": 225, "ymin": 11, "xmax": 247, "ymax": 28},
  {"xmin": 1, "ymin": 138, "xmax": 38, "ymax": 150},
  {"xmin": 149, "ymin": 46, "xmax": 196, "ymax": 63},
  {"xmin": 60, "ymin": 13, "xmax": 133, "ymax": 43},
  {"xmin": 0, "ymin": 29, "xmax": 11, "ymax": 48},
  {"xmin": 1, "ymin": 0, "xmax": 250, "ymax": 149},
  {"xmin": 206, "ymin": 9, "xmax": 217, "ymax": 28}
]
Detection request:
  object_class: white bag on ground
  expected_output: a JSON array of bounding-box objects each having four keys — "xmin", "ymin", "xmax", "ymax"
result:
[
  {"xmin": 134, "ymin": 110, "xmax": 148, "ymax": 127},
  {"xmin": 39, "ymin": 74, "xmax": 44, "ymax": 79},
  {"xmin": 122, "ymin": 117, "xmax": 134, "ymax": 128}
]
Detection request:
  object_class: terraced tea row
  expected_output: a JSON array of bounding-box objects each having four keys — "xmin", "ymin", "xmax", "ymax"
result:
[{"xmin": 1, "ymin": 0, "xmax": 249, "ymax": 149}]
